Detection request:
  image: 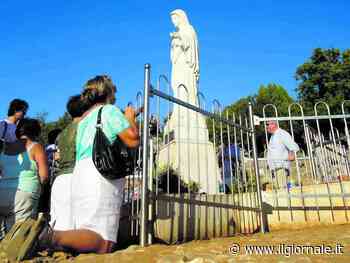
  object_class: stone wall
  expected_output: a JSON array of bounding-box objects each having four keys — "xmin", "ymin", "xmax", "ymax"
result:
[
  {"xmin": 263, "ymin": 181, "xmax": 350, "ymax": 230},
  {"xmin": 151, "ymin": 181, "xmax": 350, "ymax": 243},
  {"xmin": 153, "ymin": 193, "xmax": 259, "ymax": 244}
]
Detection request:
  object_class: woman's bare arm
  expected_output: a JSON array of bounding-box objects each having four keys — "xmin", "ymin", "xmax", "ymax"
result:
[
  {"xmin": 32, "ymin": 143, "xmax": 49, "ymax": 184},
  {"xmin": 118, "ymin": 106, "xmax": 140, "ymax": 148}
]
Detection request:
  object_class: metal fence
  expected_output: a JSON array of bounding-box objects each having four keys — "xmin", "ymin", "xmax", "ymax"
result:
[
  {"xmin": 134, "ymin": 64, "xmax": 264, "ymax": 246},
  {"xmin": 258, "ymin": 102, "xmax": 350, "ymax": 187},
  {"xmin": 123, "ymin": 64, "xmax": 350, "ymax": 247},
  {"xmin": 256, "ymin": 101, "xmax": 350, "ymax": 225}
]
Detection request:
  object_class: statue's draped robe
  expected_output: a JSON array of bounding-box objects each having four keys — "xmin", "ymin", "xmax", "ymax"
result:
[
  {"xmin": 167, "ymin": 25, "xmax": 206, "ymax": 132},
  {"xmin": 158, "ymin": 10, "xmax": 221, "ymax": 194}
]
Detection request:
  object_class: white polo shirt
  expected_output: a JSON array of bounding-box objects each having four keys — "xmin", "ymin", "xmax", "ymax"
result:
[{"xmin": 267, "ymin": 128, "xmax": 299, "ymax": 170}]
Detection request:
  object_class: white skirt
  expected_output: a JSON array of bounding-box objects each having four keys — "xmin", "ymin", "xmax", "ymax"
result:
[
  {"xmin": 71, "ymin": 158, "xmax": 125, "ymax": 242},
  {"xmin": 50, "ymin": 173, "xmax": 73, "ymax": 231}
]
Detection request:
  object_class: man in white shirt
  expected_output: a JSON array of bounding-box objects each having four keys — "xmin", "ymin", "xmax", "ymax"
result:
[
  {"xmin": 267, "ymin": 120, "xmax": 299, "ymax": 189},
  {"xmin": 0, "ymin": 99, "xmax": 29, "ymax": 142}
]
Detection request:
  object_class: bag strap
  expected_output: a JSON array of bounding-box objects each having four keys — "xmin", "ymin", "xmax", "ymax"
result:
[
  {"xmin": 0, "ymin": 121, "xmax": 8, "ymax": 154},
  {"xmin": 96, "ymin": 106, "xmax": 103, "ymax": 127},
  {"xmin": 1, "ymin": 121, "xmax": 8, "ymax": 140}
]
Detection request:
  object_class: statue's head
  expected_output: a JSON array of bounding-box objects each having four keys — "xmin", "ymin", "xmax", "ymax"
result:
[{"xmin": 170, "ymin": 9, "xmax": 190, "ymax": 28}]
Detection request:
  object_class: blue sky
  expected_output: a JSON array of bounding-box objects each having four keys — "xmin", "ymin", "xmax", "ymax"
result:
[{"xmin": 1, "ymin": 0, "xmax": 349, "ymax": 121}]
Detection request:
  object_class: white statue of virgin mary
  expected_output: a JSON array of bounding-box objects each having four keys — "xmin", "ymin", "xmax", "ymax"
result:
[
  {"xmin": 159, "ymin": 10, "xmax": 220, "ymax": 195},
  {"xmin": 170, "ymin": 9, "xmax": 199, "ymax": 106}
]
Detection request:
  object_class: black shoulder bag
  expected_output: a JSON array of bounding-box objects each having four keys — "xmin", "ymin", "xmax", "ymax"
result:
[
  {"xmin": 92, "ymin": 106, "xmax": 134, "ymax": 180},
  {"xmin": 0, "ymin": 121, "xmax": 8, "ymax": 153}
]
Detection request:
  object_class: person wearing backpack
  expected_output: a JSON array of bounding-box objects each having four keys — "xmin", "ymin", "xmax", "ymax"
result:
[
  {"xmin": 39, "ymin": 75, "xmax": 139, "ymax": 254},
  {"xmin": 0, "ymin": 118, "xmax": 49, "ymax": 240},
  {"xmin": 0, "ymin": 99, "xmax": 29, "ymax": 143}
]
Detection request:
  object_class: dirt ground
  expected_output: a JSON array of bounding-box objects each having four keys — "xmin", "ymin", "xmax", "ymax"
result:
[{"xmin": 25, "ymin": 224, "xmax": 350, "ymax": 263}]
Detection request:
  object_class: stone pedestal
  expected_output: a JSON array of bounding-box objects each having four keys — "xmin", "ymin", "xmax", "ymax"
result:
[{"xmin": 159, "ymin": 111, "xmax": 221, "ymax": 194}]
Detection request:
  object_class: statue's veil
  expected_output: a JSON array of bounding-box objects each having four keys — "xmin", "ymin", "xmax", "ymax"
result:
[
  {"xmin": 170, "ymin": 9, "xmax": 199, "ymax": 76},
  {"xmin": 170, "ymin": 9, "xmax": 190, "ymax": 25}
]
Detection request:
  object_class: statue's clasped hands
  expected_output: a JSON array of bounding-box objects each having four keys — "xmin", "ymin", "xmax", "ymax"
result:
[{"xmin": 170, "ymin": 32, "xmax": 181, "ymax": 39}]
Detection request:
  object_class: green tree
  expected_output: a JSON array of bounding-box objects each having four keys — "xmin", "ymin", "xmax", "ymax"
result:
[
  {"xmin": 35, "ymin": 111, "xmax": 72, "ymax": 145},
  {"xmin": 206, "ymin": 96, "xmax": 253, "ymax": 145},
  {"xmin": 223, "ymin": 96, "xmax": 253, "ymax": 118},
  {"xmin": 222, "ymin": 84, "xmax": 294, "ymax": 119},
  {"xmin": 35, "ymin": 111, "xmax": 50, "ymax": 145},
  {"xmin": 295, "ymin": 48, "xmax": 350, "ymax": 115},
  {"xmin": 208, "ymin": 84, "xmax": 295, "ymax": 155},
  {"xmin": 255, "ymin": 83, "xmax": 294, "ymax": 117},
  {"xmin": 254, "ymin": 84, "xmax": 296, "ymax": 155}
]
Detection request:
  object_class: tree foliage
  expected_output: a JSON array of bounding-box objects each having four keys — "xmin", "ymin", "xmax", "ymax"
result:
[
  {"xmin": 255, "ymin": 84, "xmax": 294, "ymax": 117},
  {"xmin": 295, "ymin": 48, "xmax": 350, "ymax": 114},
  {"xmin": 35, "ymin": 111, "xmax": 72, "ymax": 145},
  {"xmin": 222, "ymin": 84, "xmax": 294, "ymax": 119},
  {"xmin": 207, "ymin": 84, "xmax": 294, "ymax": 155}
]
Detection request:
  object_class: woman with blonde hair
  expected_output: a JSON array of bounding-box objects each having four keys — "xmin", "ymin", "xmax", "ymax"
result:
[{"xmin": 39, "ymin": 75, "xmax": 139, "ymax": 253}]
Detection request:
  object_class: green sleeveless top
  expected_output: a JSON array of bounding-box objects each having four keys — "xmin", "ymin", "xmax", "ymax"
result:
[
  {"xmin": 56, "ymin": 122, "xmax": 78, "ymax": 176},
  {"xmin": 0, "ymin": 143, "xmax": 40, "ymax": 198}
]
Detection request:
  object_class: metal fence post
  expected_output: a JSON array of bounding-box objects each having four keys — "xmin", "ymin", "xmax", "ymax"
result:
[
  {"xmin": 140, "ymin": 63, "xmax": 151, "ymax": 247},
  {"xmin": 248, "ymin": 102, "xmax": 265, "ymax": 233}
]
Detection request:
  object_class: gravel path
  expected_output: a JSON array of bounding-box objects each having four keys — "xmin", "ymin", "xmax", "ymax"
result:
[{"xmin": 24, "ymin": 224, "xmax": 350, "ymax": 262}]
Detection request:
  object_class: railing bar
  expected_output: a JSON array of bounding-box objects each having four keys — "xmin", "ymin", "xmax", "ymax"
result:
[
  {"xmin": 151, "ymin": 88, "xmax": 251, "ymax": 132},
  {"xmin": 259, "ymin": 114, "xmax": 350, "ymax": 122}
]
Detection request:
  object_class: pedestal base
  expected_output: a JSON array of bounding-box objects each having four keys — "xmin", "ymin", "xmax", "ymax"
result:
[{"xmin": 158, "ymin": 139, "xmax": 221, "ymax": 194}]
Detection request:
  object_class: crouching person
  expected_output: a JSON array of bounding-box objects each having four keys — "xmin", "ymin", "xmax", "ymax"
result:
[
  {"xmin": 0, "ymin": 119, "xmax": 48, "ymax": 240},
  {"xmin": 39, "ymin": 75, "xmax": 139, "ymax": 254}
]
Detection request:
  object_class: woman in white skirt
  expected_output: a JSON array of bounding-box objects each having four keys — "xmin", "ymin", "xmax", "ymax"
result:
[{"xmin": 41, "ymin": 75, "xmax": 139, "ymax": 254}]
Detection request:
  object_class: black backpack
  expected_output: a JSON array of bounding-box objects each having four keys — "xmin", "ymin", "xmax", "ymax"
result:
[
  {"xmin": 92, "ymin": 106, "xmax": 134, "ymax": 180},
  {"xmin": 0, "ymin": 121, "xmax": 8, "ymax": 153}
]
